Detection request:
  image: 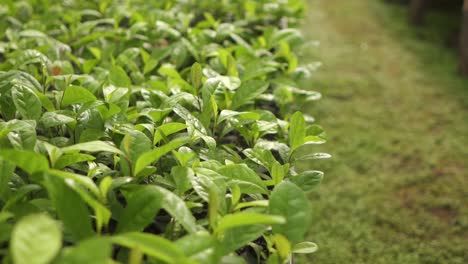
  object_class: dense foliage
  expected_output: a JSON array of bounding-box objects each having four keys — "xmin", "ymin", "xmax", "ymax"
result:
[{"xmin": 0, "ymin": 0, "xmax": 328, "ymax": 263}]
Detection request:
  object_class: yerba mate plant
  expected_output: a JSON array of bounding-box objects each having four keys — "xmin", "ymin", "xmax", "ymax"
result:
[{"xmin": 0, "ymin": 0, "xmax": 329, "ymax": 263}]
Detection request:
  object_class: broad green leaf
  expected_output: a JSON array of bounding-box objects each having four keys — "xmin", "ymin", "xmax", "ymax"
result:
[
  {"xmin": 153, "ymin": 122, "xmax": 187, "ymax": 145},
  {"xmin": 217, "ymin": 110, "xmax": 260, "ymax": 125},
  {"xmin": 134, "ymin": 137, "xmax": 189, "ymax": 176},
  {"xmin": 156, "ymin": 186, "xmax": 199, "ymax": 234},
  {"xmin": 172, "ymin": 166, "xmax": 193, "ymax": 196},
  {"xmin": 62, "ymin": 86, "xmax": 97, "ymax": 106},
  {"xmin": 269, "ymin": 182, "xmax": 311, "ymax": 243},
  {"xmin": 220, "ymin": 225, "xmax": 267, "ymax": 255},
  {"xmin": 291, "ymin": 170, "xmax": 324, "ymax": 192},
  {"xmin": 64, "ymin": 180, "xmax": 111, "ymax": 234},
  {"xmin": 3, "ymin": 119, "xmax": 37, "ymax": 150},
  {"xmin": 231, "ymin": 80, "xmax": 269, "ymax": 110},
  {"xmin": 292, "ymin": 241, "xmax": 318, "ymax": 254},
  {"xmin": 216, "ymin": 212, "xmax": 285, "ymax": 234},
  {"xmin": 0, "ymin": 149, "xmax": 48, "ymax": 174},
  {"xmin": 144, "ymin": 59, "xmax": 159, "ymax": 74},
  {"xmin": 289, "ymin": 111, "xmax": 306, "ymax": 152},
  {"xmin": 54, "ymin": 153, "xmax": 95, "ymax": 169},
  {"xmin": 119, "ymin": 130, "xmax": 152, "ymax": 176},
  {"xmin": 56, "ymin": 237, "xmax": 112, "ymax": 264},
  {"xmin": 40, "ymin": 112, "xmax": 75, "ymax": 129},
  {"xmin": 61, "ymin": 141, "xmax": 124, "ymax": 155},
  {"xmin": 109, "ymin": 65, "xmax": 131, "ymax": 87},
  {"xmin": 12, "ymin": 84, "xmax": 42, "ymax": 120},
  {"xmin": 111, "ymin": 232, "xmax": 187, "ymax": 263},
  {"xmin": 218, "ymin": 164, "xmax": 268, "ymax": 194},
  {"xmin": 42, "ymin": 175, "xmax": 94, "ymax": 241},
  {"xmin": 10, "ymin": 214, "xmax": 61, "ymax": 264},
  {"xmin": 116, "ymin": 185, "xmax": 163, "ymax": 233},
  {"xmin": 173, "ymin": 105, "xmax": 216, "ymax": 148},
  {"xmin": 47, "ymin": 169, "xmax": 100, "ymax": 197}
]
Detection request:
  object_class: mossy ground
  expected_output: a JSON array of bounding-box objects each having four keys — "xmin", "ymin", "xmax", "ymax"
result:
[{"xmin": 300, "ymin": 0, "xmax": 468, "ymax": 263}]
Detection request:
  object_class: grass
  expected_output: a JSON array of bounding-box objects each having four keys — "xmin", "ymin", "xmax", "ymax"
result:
[{"xmin": 298, "ymin": 0, "xmax": 468, "ymax": 263}]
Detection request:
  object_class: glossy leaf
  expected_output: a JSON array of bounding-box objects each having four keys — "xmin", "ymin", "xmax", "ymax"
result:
[
  {"xmin": 62, "ymin": 86, "xmax": 97, "ymax": 106},
  {"xmin": 216, "ymin": 212, "xmax": 285, "ymax": 234},
  {"xmin": 12, "ymin": 84, "xmax": 42, "ymax": 120},
  {"xmin": 291, "ymin": 170, "xmax": 324, "ymax": 192}
]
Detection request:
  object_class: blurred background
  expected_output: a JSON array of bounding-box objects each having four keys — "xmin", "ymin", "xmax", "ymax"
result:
[{"xmin": 299, "ymin": 0, "xmax": 468, "ymax": 263}]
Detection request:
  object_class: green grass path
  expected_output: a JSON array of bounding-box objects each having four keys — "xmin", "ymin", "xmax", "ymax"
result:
[{"xmin": 300, "ymin": 1, "xmax": 468, "ymax": 263}]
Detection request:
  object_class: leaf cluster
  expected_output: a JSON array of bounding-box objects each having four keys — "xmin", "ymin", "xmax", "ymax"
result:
[{"xmin": 0, "ymin": 0, "xmax": 329, "ymax": 263}]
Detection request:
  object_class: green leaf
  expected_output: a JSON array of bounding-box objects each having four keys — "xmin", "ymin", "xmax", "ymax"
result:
[
  {"xmin": 231, "ymin": 80, "xmax": 268, "ymax": 110},
  {"xmin": 153, "ymin": 122, "xmax": 188, "ymax": 145},
  {"xmin": 63, "ymin": 180, "xmax": 111, "ymax": 234},
  {"xmin": 157, "ymin": 186, "xmax": 199, "ymax": 234},
  {"xmin": 47, "ymin": 169, "xmax": 100, "ymax": 197},
  {"xmin": 190, "ymin": 62, "xmax": 203, "ymax": 90},
  {"xmin": 269, "ymin": 181, "xmax": 311, "ymax": 243},
  {"xmin": 144, "ymin": 59, "xmax": 159, "ymax": 74},
  {"xmin": 0, "ymin": 149, "xmax": 48, "ymax": 174},
  {"xmin": 289, "ymin": 111, "xmax": 306, "ymax": 152},
  {"xmin": 42, "ymin": 174, "xmax": 94, "ymax": 241},
  {"xmin": 0, "ymin": 159, "xmax": 15, "ymax": 199},
  {"xmin": 291, "ymin": 170, "xmax": 323, "ymax": 192},
  {"xmin": 54, "ymin": 153, "xmax": 95, "ymax": 169},
  {"xmin": 40, "ymin": 112, "xmax": 75, "ymax": 129},
  {"xmin": 61, "ymin": 141, "xmax": 124, "ymax": 155},
  {"xmin": 116, "ymin": 185, "xmax": 163, "ymax": 233},
  {"xmin": 111, "ymin": 232, "xmax": 187, "ymax": 263},
  {"xmin": 119, "ymin": 130, "xmax": 152, "ymax": 176},
  {"xmin": 12, "ymin": 84, "xmax": 42, "ymax": 120},
  {"xmin": 220, "ymin": 225, "xmax": 267, "ymax": 254},
  {"xmin": 62, "ymin": 86, "xmax": 97, "ymax": 106},
  {"xmin": 109, "ymin": 65, "xmax": 131, "ymax": 87},
  {"xmin": 226, "ymin": 53, "xmax": 239, "ymax": 77},
  {"xmin": 10, "ymin": 214, "xmax": 61, "ymax": 264},
  {"xmin": 172, "ymin": 166, "xmax": 193, "ymax": 196},
  {"xmin": 292, "ymin": 241, "xmax": 318, "ymax": 254},
  {"xmin": 272, "ymin": 234, "xmax": 291, "ymax": 260},
  {"xmin": 293, "ymin": 152, "xmax": 331, "ymax": 161},
  {"xmin": 56, "ymin": 237, "xmax": 112, "ymax": 264},
  {"xmin": 175, "ymin": 232, "xmax": 215, "ymax": 258},
  {"xmin": 134, "ymin": 137, "xmax": 189, "ymax": 176},
  {"xmin": 216, "ymin": 212, "xmax": 285, "ymax": 234},
  {"xmin": 174, "ymin": 105, "xmax": 216, "ymax": 148},
  {"xmin": 218, "ymin": 164, "xmax": 268, "ymax": 194}
]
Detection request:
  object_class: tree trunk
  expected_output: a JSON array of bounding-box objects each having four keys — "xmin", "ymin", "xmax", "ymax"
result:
[
  {"xmin": 460, "ymin": 0, "xmax": 468, "ymax": 76},
  {"xmin": 409, "ymin": 0, "xmax": 427, "ymax": 25}
]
